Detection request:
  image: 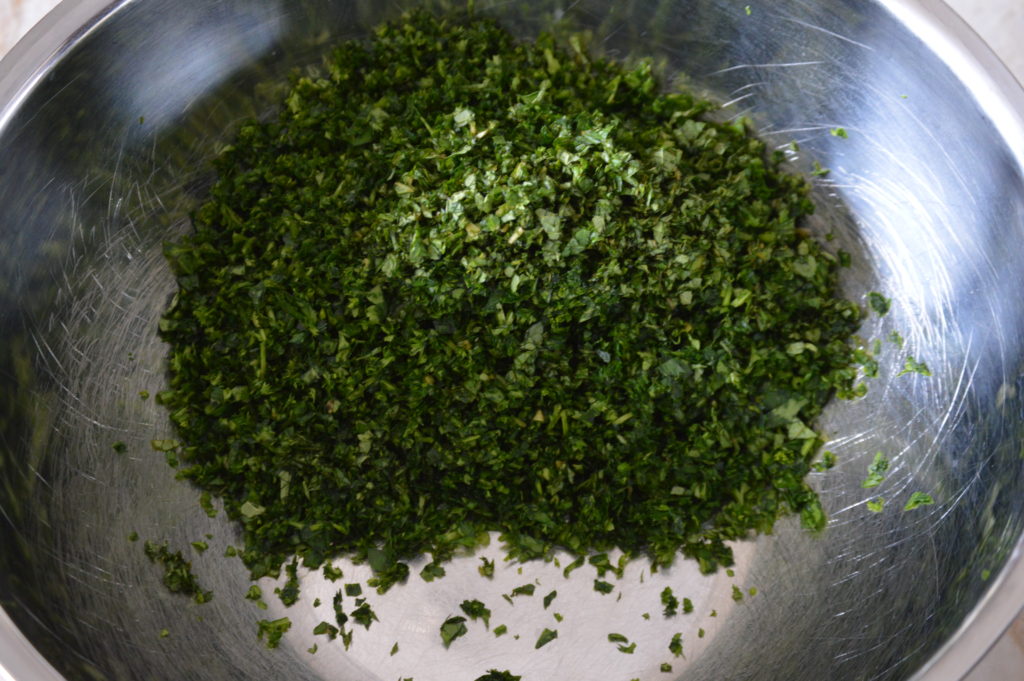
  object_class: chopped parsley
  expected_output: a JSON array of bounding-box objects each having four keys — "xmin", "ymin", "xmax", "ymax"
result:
[
  {"xmin": 862, "ymin": 452, "xmax": 890, "ymax": 489},
  {"xmin": 904, "ymin": 492, "xmax": 935, "ymax": 511},
  {"xmin": 440, "ymin": 615, "xmax": 469, "ymax": 648},
  {"xmin": 256, "ymin": 617, "xmax": 291, "ymax": 649},
  {"xmin": 460, "ymin": 599, "xmax": 492, "ymax": 628},
  {"xmin": 535, "ymin": 628, "xmax": 558, "ymax": 649}
]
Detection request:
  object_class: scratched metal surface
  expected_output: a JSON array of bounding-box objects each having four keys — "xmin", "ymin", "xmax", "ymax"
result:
[{"xmin": 1, "ymin": 1, "xmax": 1024, "ymax": 680}]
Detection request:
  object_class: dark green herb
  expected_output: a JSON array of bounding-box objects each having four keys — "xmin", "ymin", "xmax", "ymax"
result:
[
  {"xmin": 332, "ymin": 590, "xmax": 348, "ymax": 629},
  {"xmin": 256, "ymin": 617, "xmax": 291, "ymax": 649},
  {"xmin": 660, "ymin": 586, "xmax": 679, "ymax": 616},
  {"xmin": 618, "ymin": 642, "xmax": 637, "ymax": 654},
  {"xmin": 158, "ymin": 9, "xmax": 864, "ymax": 597},
  {"xmin": 112, "ymin": 441, "xmax": 127, "ymax": 454},
  {"xmin": 553, "ymin": 613, "xmax": 563, "ymax": 622},
  {"xmin": 867, "ymin": 292, "xmax": 891, "ymax": 316},
  {"xmin": 898, "ymin": 356, "xmax": 932, "ymax": 377},
  {"xmin": 313, "ymin": 621, "xmax": 339, "ymax": 640},
  {"xmin": 199, "ymin": 491, "xmax": 217, "ymax": 518},
  {"xmin": 245, "ymin": 585, "xmax": 262, "ymax": 601},
  {"xmin": 535, "ymin": 628, "xmax": 558, "ymax": 649},
  {"xmin": 322, "ymin": 564, "xmax": 344, "ymax": 581},
  {"xmin": 143, "ymin": 541, "xmax": 212, "ymax": 604},
  {"xmin": 542, "ymin": 590, "xmax": 557, "ymax": 609},
  {"xmin": 312, "ymin": 597, "xmax": 321, "ymax": 607},
  {"xmin": 344, "ymin": 583, "xmax": 361, "ymax": 597},
  {"xmin": 669, "ymin": 633, "xmax": 684, "ymax": 657},
  {"xmin": 493, "ymin": 624, "xmax": 508, "ymax": 637},
  {"xmin": 420, "ymin": 562, "xmax": 447, "ymax": 582},
  {"xmin": 562, "ymin": 557, "xmax": 585, "ymax": 579},
  {"xmin": 128, "ymin": 531, "xmax": 139, "ymax": 542},
  {"xmin": 275, "ymin": 559, "xmax": 300, "ymax": 606},
  {"xmin": 594, "ymin": 579, "xmax": 614, "ymax": 594},
  {"xmin": 474, "ymin": 671, "xmax": 521, "ymax": 681},
  {"xmin": 351, "ymin": 600, "xmax": 378, "ymax": 629},
  {"xmin": 681, "ymin": 597, "xmax": 694, "ymax": 614},
  {"xmin": 307, "ymin": 644, "xmax": 318, "ymax": 655},
  {"xmin": 460, "ymin": 599, "xmax": 492, "ymax": 628},
  {"xmin": 139, "ymin": 390, "xmax": 150, "ymax": 400},
  {"xmin": 698, "ymin": 628, "xmax": 705, "ymax": 638},
  {"xmin": 390, "ymin": 641, "xmax": 399, "ymax": 656},
  {"xmin": 608, "ymin": 633, "xmax": 629, "ymax": 644},
  {"xmin": 479, "ymin": 557, "xmax": 496, "ymax": 578},
  {"xmin": 812, "ymin": 450, "xmax": 837, "ymax": 472},
  {"xmin": 440, "ymin": 615, "xmax": 469, "ymax": 647},
  {"xmin": 904, "ymin": 492, "xmax": 935, "ymax": 511},
  {"xmin": 510, "ymin": 584, "xmax": 536, "ymax": 598},
  {"xmin": 862, "ymin": 452, "xmax": 890, "ymax": 489},
  {"xmin": 661, "ymin": 663, "xmax": 673, "ymax": 673},
  {"xmin": 731, "ymin": 585, "xmax": 744, "ymax": 602}
]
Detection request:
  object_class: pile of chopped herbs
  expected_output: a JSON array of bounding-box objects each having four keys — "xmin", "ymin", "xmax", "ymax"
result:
[{"xmin": 156, "ymin": 8, "xmax": 862, "ymax": 587}]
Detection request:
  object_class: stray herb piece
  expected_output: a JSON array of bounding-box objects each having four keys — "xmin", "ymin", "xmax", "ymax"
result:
[
  {"xmin": 493, "ymin": 624, "xmax": 508, "ymax": 637},
  {"xmin": 511, "ymin": 584, "xmax": 535, "ymax": 598},
  {"xmin": 351, "ymin": 601, "xmax": 378, "ymax": 629},
  {"xmin": 159, "ymin": 628, "xmax": 169, "ymax": 638},
  {"xmin": 139, "ymin": 390, "xmax": 150, "ymax": 400},
  {"xmin": 479, "ymin": 557, "xmax": 496, "ymax": 579},
  {"xmin": 191, "ymin": 541, "xmax": 208, "ymax": 554},
  {"xmin": 313, "ymin": 621, "xmax": 339, "ymax": 640},
  {"xmin": 669, "ymin": 633, "xmax": 684, "ymax": 657},
  {"xmin": 682, "ymin": 597, "xmax": 694, "ymax": 614},
  {"xmin": 904, "ymin": 492, "xmax": 935, "ymax": 511},
  {"xmin": 748, "ymin": 587, "xmax": 758, "ymax": 597},
  {"xmin": 812, "ymin": 160, "xmax": 831, "ymax": 176},
  {"xmin": 143, "ymin": 541, "xmax": 212, "ymax": 604},
  {"xmin": 889, "ymin": 330, "xmax": 905, "ymax": 347},
  {"xmin": 460, "ymin": 599, "xmax": 492, "ymax": 628},
  {"xmin": 553, "ymin": 613, "xmax": 563, "ymax": 622},
  {"xmin": 256, "ymin": 617, "xmax": 291, "ymax": 649},
  {"xmin": 830, "ymin": 127, "xmax": 849, "ymax": 138},
  {"xmin": 594, "ymin": 580, "xmax": 614, "ymax": 595},
  {"xmin": 618, "ymin": 642, "xmax": 637, "ymax": 654},
  {"xmin": 312, "ymin": 597, "xmax": 321, "ymax": 607},
  {"xmin": 440, "ymin": 615, "xmax": 468, "ymax": 648},
  {"xmin": 812, "ymin": 450, "xmax": 837, "ymax": 472},
  {"xmin": 642, "ymin": 612, "xmax": 651, "ymax": 620},
  {"xmin": 343, "ymin": 583, "xmax": 362, "ymax": 597},
  {"xmin": 535, "ymin": 628, "xmax": 558, "ymax": 649},
  {"xmin": 862, "ymin": 452, "xmax": 890, "ymax": 489},
  {"xmin": 332, "ymin": 591, "xmax": 348, "ymax": 629},
  {"xmin": 661, "ymin": 587, "xmax": 679, "ymax": 616},
  {"xmin": 420, "ymin": 562, "xmax": 447, "ymax": 582},
  {"xmin": 112, "ymin": 441, "xmax": 127, "ymax": 454},
  {"xmin": 661, "ymin": 663, "xmax": 673, "ymax": 673},
  {"xmin": 275, "ymin": 560, "xmax": 300, "ymax": 606},
  {"xmin": 867, "ymin": 292, "xmax": 891, "ymax": 316},
  {"xmin": 245, "ymin": 585, "xmax": 262, "ymax": 601},
  {"xmin": 127, "ymin": 531, "xmax": 139, "ymax": 542},
  {"xmin": 199, "ymin": 491, "xmax": 217, "ymax": 518},
  {"xmin": 307, "ymin": 643, "xmax": 318, "ymax": 655},
  {"xmin": 867, "ymin": 498, "xmax": 885, "ymax": 513},
  {"xmin": 898, "ymin": 356, "xmax": 932, "ymax": 377},
  {"xmin": 731, "ymin": 585, "xmax": 744, "ymax": 602},
  {"xmin": 608, "ymin": 633, "xmax": 629, "ymax": 644},
  {"xmin": 698, "ymin": 628, "xmax": 705, "ymax": 638},
  {"xmin": 474, "ymin": 671, "xmax": 521, "ymax": 681},
  {"xmin": 157, "ymin": 9, "xmax": 866, "ymax": 591},
  {"xmin": 563, "ymin": 557, "xmax": 585, "ymax": 579},
  {"xmin": 322, "ymin": 564, "xmax": 343, "ymax": 581},
  {"xmin": 543, "ymin": 590, "xmax": 557, "ymax": 609},
  {"xmin": 390, "ymin": 641, "xmax": 399, "ymax": 656}
]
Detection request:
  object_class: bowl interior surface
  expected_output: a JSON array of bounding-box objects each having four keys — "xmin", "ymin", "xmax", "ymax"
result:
[{"xmin": 2, "ymin": 1, "xmax": 1024, "ymax": 680}]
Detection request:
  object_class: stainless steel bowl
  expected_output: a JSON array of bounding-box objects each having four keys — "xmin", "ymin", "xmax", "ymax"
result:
[{"xmin": 2, "ymin": 1, "xmax": 1024, "ymax": 679}]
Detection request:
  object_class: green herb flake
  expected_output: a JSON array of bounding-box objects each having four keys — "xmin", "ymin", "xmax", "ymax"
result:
[
  {"xmin": 390, "ymin": 641, "xmax": 399, "ymax": 656},
  {"xmin": 731, "ymin": 585, "xmax": 744, "ymax": 602},
  {"xmin": 867, "ymin": 498, "xmax": 885, "ymax": 513},
  {"xmin": 420, "ymin": 562, "xmax": 447, "ymax": 582},
  {"xmin": 542, "ymin": 590, "xmax": 557, "ymax": 609},
  {"xmin": 553, "ymin": 613, "xmax": 563, "ymax": 622},
  {"xmin": 493, "ymin": 624, "xmax": 508, "ymax": 637},
  {"xmin": 535, "ymin": 628, "xmax": 558, "ymax": 649},
  {"xmin": 904, "ymin": 492, "xmax": 935, "ymax": 511},
  {"xmin": 344, "ymin": 583, "xmax": 362, "ymax": 597},
  {"xmin": 143, "ymin": 541, "xmax": 212, "ymax": 604},
  {"xmin": 594, "ymin": 579, "xmax": 614, "ymax": 595},
  {"xmin": 661, "ymin": 663, "xmax": 673, "ymax": 673},
  {"xmin": 313, "ymin": 621, "xmax": 339, "ymax": 640},
  {"xmin": 660, "ymin": 586, "xmax": 679, "ymax": 616},
  {"xmin": 682, "ymin": 597, "xmax": 694, "ymax": 614},
  {"xmin": 460, "ymin": 599, "xmax": 492, "ymax": 628},
  {"xmin": 128, "ymin": 531, "xmax": 139, "ymax": 542},
  {"xmin": 867, "ymin": 292, "xmax": 891, "ymax": 316},
  {"xmin": 322, "ymin": 564, "xmax": 343, "ymax": 581},
  {"xmin": 112, "ymin": 441, "xmax": 127, "ymax": 454},
  {"xmin": 510, "ymin": 584, "xmax": 535, "ymax": 598},
  {"xmin": 830, "ymin": 127, "xmax": 849, "ymax": 138},
  {"xmin": 897, "ymin": 356, "xmax": 932, "ymax": 377},
  {"xmin": 256, "ymin": 617, "xmax": 292, "ymax": 649},
  {"xmin": 862, "ymin": 452, "xmax": 890, "ymax": 489},
  {"xmin": 478, "ymin": 557, "xmax": 496, "ymax": 578},
  {"xmin": 474, "ymin": 671, "xmax": 521, "ymax": 681},
  {"xmin": 669, "ymin": 633, "xmax": 684, "ymax": 657},
  {"xmin": 440, "ymin": 615, "xmax": 469, "ymax": 647},
  {"xmin": 159, "ymin": 628, "xmax": 170, "ymax": 639},
  {"xmin": 562, "ymin": 557, "xmax": 585, "ymax": 579},
  {"xmin": 191, "ymin": 541, "xmax": 208, "ymax": 554}
]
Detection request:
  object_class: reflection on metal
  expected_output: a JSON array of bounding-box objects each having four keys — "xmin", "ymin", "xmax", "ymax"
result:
[{"xmin": 1, "ymin": 1, "xmax": 1023, "ymax": 680}]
